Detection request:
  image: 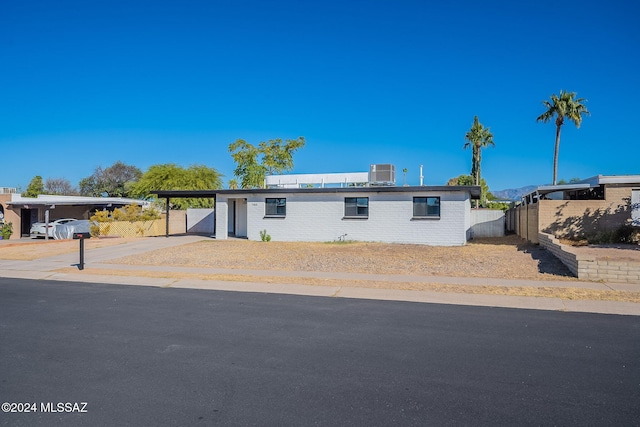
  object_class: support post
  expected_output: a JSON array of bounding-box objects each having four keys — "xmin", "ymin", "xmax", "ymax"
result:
[
  {"xmin": 73, "ymin": 232, "xmax": 90, "ymax": 270},
  {"xmin": 165, "ymin": 197, "xmax": 170, "ymax": 237},
  {"xmin": 44, "ymin": 209, "xmax": 50, "ymax": 241},
  {"xmin": 79, "ymin": 238, "xmax": 85, "ymax": 270}
]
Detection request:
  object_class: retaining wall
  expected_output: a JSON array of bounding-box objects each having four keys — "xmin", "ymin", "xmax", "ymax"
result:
[{"xmin": 538, "ymin": 232, "xmax": 640, "ymax": 284}]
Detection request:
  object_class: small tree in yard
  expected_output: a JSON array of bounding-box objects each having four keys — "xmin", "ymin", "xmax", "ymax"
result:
[{"xmin": 129, "ymin": 163, "xmax": 222, "ymax": 209}]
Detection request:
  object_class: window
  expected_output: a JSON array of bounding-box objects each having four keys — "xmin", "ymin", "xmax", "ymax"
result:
[
  {"xmin": 265, "ymin": 198, "xmax": 286, "ymax": 216},
  {"xmin": 345, "ymin": 197, "xmax": 369, "ymax": 217},
  {"xmin": 413, "ymin": 197, "xmax": 440, "ymax": 218}
]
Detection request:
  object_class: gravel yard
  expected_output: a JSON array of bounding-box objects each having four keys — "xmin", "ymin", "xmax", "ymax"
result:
[{"xmin": 109, "ymin": 235, "xmax": 576, "ymax": 281}]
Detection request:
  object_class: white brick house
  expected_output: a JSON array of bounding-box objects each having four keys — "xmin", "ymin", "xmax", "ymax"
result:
[{"xmin": 155, "ymin": 186, "xmax": 481, "ymax": 246}]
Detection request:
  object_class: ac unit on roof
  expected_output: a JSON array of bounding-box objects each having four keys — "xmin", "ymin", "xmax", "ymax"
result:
[{"xmin": 369, "ymin": 164, "xmax": 396, "ymax": 186}]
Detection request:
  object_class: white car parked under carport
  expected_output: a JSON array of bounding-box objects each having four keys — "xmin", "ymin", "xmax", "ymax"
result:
[
  {"xmin": 30, "ymin": 218, "xmax": 76, "ymax": 239},
  {"xmin": 52, "ymin": 220, "xmax": 93, "ymax": 240}
]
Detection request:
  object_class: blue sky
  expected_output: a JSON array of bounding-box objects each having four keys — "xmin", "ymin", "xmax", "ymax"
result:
[{"xmin": 1, "ymin": 0, "xmax": 638, "ymax": 192}]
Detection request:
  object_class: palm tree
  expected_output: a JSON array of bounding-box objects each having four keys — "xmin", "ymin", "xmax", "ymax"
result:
[
  {"xmin": 464, "ymin": 116, "xmax": 494, "ymax": 203},
  {"xmin": 536, "ymin": 90, "xmax": 589, "ymax": 185}
]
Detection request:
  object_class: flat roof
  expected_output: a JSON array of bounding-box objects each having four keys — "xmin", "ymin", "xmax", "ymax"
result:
[
  {"xmin": 522, "ymin": 174, "xmax": 640, "ymax": 199},
  {"xmin": 7, "ymin": 195, "xmax": 149, "ymax": 207},
  {"xmin": 582, "ymin": 174, "xmax": 640, "ymax": 186},
  {"xmin": 152, "ymin": 185, "xmax": 482, "ymax": 199}
]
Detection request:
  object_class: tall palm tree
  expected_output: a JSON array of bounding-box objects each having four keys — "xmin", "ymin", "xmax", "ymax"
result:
[
  {"xmin": 464, "ymin": 115, "xmax": 494, "ymax": 191},
  {"xmin": 536, "ymin": 90, "xmax": 589, "ymax": 185}
]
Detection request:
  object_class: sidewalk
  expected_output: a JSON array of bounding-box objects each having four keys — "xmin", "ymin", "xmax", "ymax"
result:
[{"xmin": 1, "ymin": 235, "xmax": 639, "ymax": 316}]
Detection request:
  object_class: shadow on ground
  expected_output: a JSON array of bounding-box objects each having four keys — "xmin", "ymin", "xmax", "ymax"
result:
[
  {"xmin": 518, "ymin": 244, "xmax": 575, "ymax": 277},
  {"xmin": 471, "ymin": 235, "xmax": 575, "ymax": 277}
]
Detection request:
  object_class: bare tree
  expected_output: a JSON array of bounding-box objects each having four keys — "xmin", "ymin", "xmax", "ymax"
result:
[{"xmin": 45, "ymin": 177, "xmax": 77, "ymax": 195}]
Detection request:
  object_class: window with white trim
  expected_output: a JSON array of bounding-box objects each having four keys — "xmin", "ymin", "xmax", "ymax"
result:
[
  {"xmin": 344, "ymin": 197, "xmax": 369, "ymax": 218},
  {"xmin": 265, "ymin": 198, "xmax": 286, "ymax": 217},
  {"xmin": 413, "ymin": 197, "xmax": 440, "ymax": 217}
]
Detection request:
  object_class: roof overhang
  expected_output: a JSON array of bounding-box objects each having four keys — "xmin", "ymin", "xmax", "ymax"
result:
[
  {"xmin": 560, "ymin": 174, "xmax": 640, "ymax": 187},
  {"xmin": 152, "ymin": 185, "xmax": 482, "ymax": 200},
  {"xmin": 522, "ymin": 183, "xmax": 593, "ymax": 199}
]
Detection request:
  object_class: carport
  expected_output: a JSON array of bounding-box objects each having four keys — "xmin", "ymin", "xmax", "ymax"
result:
[
  {"xmin": 6, "ymin": 196, "xmax": 149, "ymax": 238},
  {"xmin": 151, "ymin": 190, "xmax": 218, "ymax": 237}
]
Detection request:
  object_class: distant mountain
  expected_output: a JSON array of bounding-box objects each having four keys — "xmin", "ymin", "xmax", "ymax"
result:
[{"xmin": 491, "ymin": 185, "xmax": 537, "ymax": 201}]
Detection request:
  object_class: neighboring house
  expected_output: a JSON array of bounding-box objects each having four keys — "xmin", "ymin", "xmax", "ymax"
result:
[
  {"xmin": 154, "ymin": 185, "xmax": 481, "ymax": 246},
  {"xmin": 0, "ymin": 193, "xmax": 150, "ymax": 239},
  {"xmin": 265, "ymin": 171, "xmax": 369, "ymax": 188},
  {"xmin": 512, "ymin": 175, "xmax": 640, "ymax": 243}
]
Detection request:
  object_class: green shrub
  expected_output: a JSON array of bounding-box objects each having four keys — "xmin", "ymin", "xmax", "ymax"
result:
[
  {"xmin": 0, "ymin": 222, "xmax": 13, "ymax": 239},
  {"xmin": 259, "ymin": 229, "xmax": 271, "ymax": 242}
]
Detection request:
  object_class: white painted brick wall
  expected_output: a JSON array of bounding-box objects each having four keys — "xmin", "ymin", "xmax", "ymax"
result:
[
  {"xmin": 241, "ymin": 191, "xmax": 470, "ymax": 245},
  {"xmin": 215, "ymin": 197, "xmax": 228, "ymax": 240}
]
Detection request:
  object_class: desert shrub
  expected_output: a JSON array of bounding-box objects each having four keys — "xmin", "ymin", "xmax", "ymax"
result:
[
  {"xmin": 111, "ymin": 204, "xmax": 160, "ymax": 222},
  {"xmin": 259, "ymin": 229, "xmax": 271, "ymax": 242},
  {"xmin": 89, "ymin": 210, "xmax": 112, "ymax": 236},
  {"xmin": 586, "ymin": 225, "xmax": 639, "ymax": 244},
  {"xmin": 90, "ymin": 204, "xmax": 160, "ymax": 236},
  {"xmin": 613, "ymin": 224, "xmax": 639, "ymax": 244}
]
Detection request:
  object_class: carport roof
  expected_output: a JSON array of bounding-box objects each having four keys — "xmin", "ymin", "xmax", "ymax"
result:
[
  {"xmin": 7, "ymin": 195, "xmax": 149, "ymax": 207},
  {"xmin": 522, "ymin": 174, "xmax": 640, "ymax": 200}
]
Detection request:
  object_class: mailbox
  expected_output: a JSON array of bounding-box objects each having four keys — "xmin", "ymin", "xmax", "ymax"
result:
[{"xmin": 74, "ymin": 232, "xmax": 90, "ymax": 270}]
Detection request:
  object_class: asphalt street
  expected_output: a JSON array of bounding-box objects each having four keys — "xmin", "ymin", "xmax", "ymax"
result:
[{"xmin": 1, "ymin": 278, "xmax": 639, "ymax": 426}]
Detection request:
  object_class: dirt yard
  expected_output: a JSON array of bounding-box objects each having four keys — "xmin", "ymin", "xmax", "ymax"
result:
[
  {"xmin": 7, "ymin": 235, "xmax": 640, "ymax": 302},
  {"xmin": 109, "ymin": 235, "xmax": 576, "ymax": 281},
  {"xmin": 0, "ymin": 237, "xmax": 134, "ymax": 260}
]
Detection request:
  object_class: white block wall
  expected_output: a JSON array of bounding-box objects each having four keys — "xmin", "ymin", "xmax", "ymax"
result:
[
  {"xmin": 221, "ymin": 191, "xmax": 471, "ymax": 246},
  {"xmin": 215, "ymin": 197, "xmax": 228, "ymax": 240},
  {"xmin": 186, "ymin": 208, "xmax": 214, "ymax": 234}
]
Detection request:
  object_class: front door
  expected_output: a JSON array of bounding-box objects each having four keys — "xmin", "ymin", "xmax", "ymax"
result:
[
  {"xmin": 21, "ymin": 209, "xmax": 36, "ymax": 237},
  {"xmin": 227, "ymin": 200, "xmax": 236, "ymax": 236}
]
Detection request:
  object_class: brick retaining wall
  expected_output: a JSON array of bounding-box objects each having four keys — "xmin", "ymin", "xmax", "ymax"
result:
[{"xmin": 538, "ymin": 232, "xmax": 640, "ymax": 284}]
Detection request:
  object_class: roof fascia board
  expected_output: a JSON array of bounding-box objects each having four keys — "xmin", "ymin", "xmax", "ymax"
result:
[
  {"xmin": 7, "ymin": 198, "xmax": 147, "ymax": 207},
  {"xmin": 152, "ymin": 185, "xmax": 482, "ymax": 199},
  {"xmin": 595, "ymin": 175, "xmax": 640, "ymax": 185}
]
